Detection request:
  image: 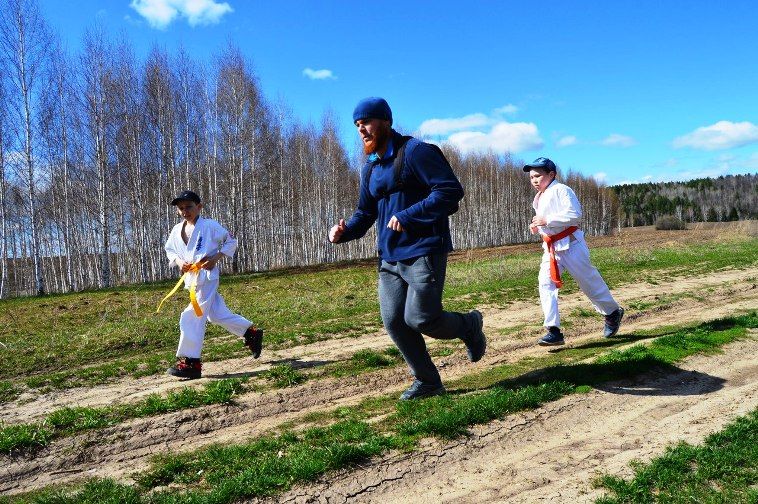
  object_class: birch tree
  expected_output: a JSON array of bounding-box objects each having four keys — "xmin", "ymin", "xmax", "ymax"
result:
[
  {"xmin": 0, "ymin": 0, "xmax": 51, "ymax": 295},
  {"xmin": 0, "ymin": 77, "xmax": 9, "ymax": 298}
]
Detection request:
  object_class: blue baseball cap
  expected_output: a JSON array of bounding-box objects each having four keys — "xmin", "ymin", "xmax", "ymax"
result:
[
  {"xmin": 523, "ymin": 157, "xmax": 557, "ymax": 172},
  {"xmin": 352, "ymin": 97, "xmax": 392, "ymax": 125}
]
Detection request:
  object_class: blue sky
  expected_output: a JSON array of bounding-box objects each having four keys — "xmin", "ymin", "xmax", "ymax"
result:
[{"xmin": 41, "ymin": 0, "xmax": 758, "ymax": 185}]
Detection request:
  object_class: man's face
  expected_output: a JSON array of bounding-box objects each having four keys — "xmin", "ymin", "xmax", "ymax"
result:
[
  {"xmin": 529, "ymin": 168, "xmax": 555, "ymax": 193},
  {"xmin": 175, "ymin": 200, "xmax": 202, "ymax": 223},
  {"xmin": 355, "ymin": 118, "xmax": 391, "ymax": 155}
]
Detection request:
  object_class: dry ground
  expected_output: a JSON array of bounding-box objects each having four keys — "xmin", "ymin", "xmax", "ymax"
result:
[{"xmin": 1, "ymin": 223, "xmax": 756, "ymax": 500}]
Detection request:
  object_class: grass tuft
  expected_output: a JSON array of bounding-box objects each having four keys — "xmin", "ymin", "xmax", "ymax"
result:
[
  {"xmin": 134, "ymin": 420, "xmax": 400, "ymax": 501},
  {"xmin": 595, "ymin": 408, "xmax": 758, "ymax": 503},
  {"xmin": 0, "ymin": 381, "xmax": 19, "ymax": 404},
  {"xmin": 394, "ymin": 381, "xmax": 575, "ymax": 439},
  {"xmin": 0, "ymin": 423, "xmax": 53, "ymax": 453},
  {"xmin": 262, "ymin": 364, "xmax": 306, "ymax": 388},
  {"xmin": 0, "ymin": 379, "xmax": 247, "ymax": 454}
]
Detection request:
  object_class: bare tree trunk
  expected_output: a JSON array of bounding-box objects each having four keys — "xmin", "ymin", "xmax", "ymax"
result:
[{"xmin": 0, "ymin": 0, "xmax": 51, "ymax": 295}]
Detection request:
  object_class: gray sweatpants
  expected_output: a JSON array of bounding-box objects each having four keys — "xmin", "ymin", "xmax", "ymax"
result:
[{"xmin": 378, "ymin": 253, "xmax": 474, "ymax": 386}]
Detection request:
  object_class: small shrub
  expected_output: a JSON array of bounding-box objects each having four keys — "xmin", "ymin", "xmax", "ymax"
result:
[{"xmin": 655, "ymin": 215, "xmax": 686, "ymax": 230}]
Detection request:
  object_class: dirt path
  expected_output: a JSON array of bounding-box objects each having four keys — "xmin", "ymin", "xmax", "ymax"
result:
[
  {"xmin": 1, "ymin": 263, "xmax": 755, "ymax": 496},
  {"xmin": 278, "ymin": 335, "xmax": 758, "ymax": 503},
  {"xmin": 4, "ymin": 267, "xmax": 754, "ymax": 425}
]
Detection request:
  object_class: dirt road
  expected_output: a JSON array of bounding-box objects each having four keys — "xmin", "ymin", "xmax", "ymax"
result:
[
  {"xmin": 1, "ymin": 227, "xmax": 756, "ymax": 499},
  {"xmin": 276, "ymin": 335, "xmax": 757, "ymax": 503}
]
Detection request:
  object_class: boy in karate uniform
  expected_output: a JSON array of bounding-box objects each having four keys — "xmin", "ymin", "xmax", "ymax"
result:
[
  {"xmin": 163, "ymin": 190, "xmax": 262, "ymax": 378},
  {"xmin": 525, "ymin": 158, "xmax": 624, "ymax": 346}
]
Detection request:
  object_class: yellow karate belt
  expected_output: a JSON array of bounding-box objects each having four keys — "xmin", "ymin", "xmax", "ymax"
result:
[{"xmin": 156, "ymin": 261, "xmax": 207, "ymax": 317}]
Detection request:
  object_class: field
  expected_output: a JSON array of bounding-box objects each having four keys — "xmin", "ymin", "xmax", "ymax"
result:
[{"xmin": 1, "ymin": 222, "xmax": 756, "ymax": 503}]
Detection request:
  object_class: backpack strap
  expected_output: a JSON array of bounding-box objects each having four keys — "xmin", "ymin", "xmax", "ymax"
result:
[
  {"xmin": 392, "ymin": 135, "xmax": 414, "ymax": 190},
  {"xmin": 363, "ymin": 135, "xmax": 413, "ymax": 192}
]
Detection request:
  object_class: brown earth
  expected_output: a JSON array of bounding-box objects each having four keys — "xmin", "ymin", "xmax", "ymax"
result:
[
  {"xmin": 276, "ymin": 336, "xmax": 757, "ymax": 503},
  {"xmin": 1, "ymin": 222, "xmax": 756, "ymax": 499}
]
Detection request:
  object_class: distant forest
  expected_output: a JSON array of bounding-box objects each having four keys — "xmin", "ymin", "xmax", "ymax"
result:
[{"xmin": 612, "ymin": 174, "xmax": 758, "ymax": 227}]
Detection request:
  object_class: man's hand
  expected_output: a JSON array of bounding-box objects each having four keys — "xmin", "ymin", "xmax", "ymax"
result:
[
  {"xmin": 387, "ymin": 215, "xmax": 404, "ymax": 232},
  {"xmin": 529, "ymin": 223, "xmax": 539, "ymax": 235},
  {"xmin": 199, "ymin": 253, "xmax": 222, "ymax": 270},
  {"xmin": 329, "ymin": 219, "xmax": 346, "ymax": 243}
]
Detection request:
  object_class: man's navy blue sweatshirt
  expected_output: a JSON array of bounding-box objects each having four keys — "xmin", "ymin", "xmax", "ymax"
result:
[{"xmin": 339, "ymin": 131, "xmax": 464, "ymax": 262}]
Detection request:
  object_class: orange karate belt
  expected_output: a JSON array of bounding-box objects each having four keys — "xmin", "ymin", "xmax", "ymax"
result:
[
  {"xmin": 155, "ymin": 260, "xmax": 207, "ymax": 317},
  {"xmin": 542, "ymin": 226, "xmax": 579, "ymax": 288}
]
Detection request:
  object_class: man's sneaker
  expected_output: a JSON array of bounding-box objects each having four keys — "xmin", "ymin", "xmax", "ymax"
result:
[
  {"xmin": 167, "ymin": 357, "xmax": 202, "ymax": 379},
  {"xmin": 465, "ymin": 310, "xmax": 487, "ymax": 362},
  {"xmin": 400, "ymin": 380, "xmax": 446, "ymax": 400},
  {"xmin": 603, "ymin": 307, "xmax": 625, "ymax": 338},
  {"xmin": 538, "ymin": 326, "xmax": 565, "ymax": 346},
  {"xmin": 243, "ymin": 327, "xmax": 263, "ymax": 359}
]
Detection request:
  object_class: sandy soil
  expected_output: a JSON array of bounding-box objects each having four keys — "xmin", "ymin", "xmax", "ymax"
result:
[
  {"xmin": 1, "ymin": 224, "xmax": 756, "ymax": 499},
  {"xmin": 276, "ymin": 336, "xmax": 757, "ymax": 503}
]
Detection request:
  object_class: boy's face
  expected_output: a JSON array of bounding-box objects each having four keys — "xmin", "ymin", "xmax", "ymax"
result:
[
  {"xmin": 175, "ymin": 200, "xmax": 202, "ymax": 223},
  {"xmin": 529, "ymin": 168, "xmax": 555, "ymax": 193}
]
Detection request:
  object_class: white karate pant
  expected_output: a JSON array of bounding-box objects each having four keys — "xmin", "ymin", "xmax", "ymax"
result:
[
  {"xmin": 177, "ymin": 279, "xmax": 252, "ymax": 359},
  {"xmin": 539, "ymin": 239, "xmax": 619, "ymax": 328}
]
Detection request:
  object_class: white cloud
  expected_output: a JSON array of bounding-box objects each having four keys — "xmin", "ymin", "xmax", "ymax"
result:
[
  {"xmin": 302, "ymin": 68, "xmax": 337, "ymax": 80},
  {"xmin": 556, "ymin": 135, "xmax": 577, "ymax": 148},
  {"xmin": 417, "ymin": 113, "xmax": 490, "ymax": 136},
  {"xmin": 494, "ymin": 104, "xmax": 518, "ymax": 115},
  {"xmin": 601, "ymin": 133, "xmax": 636, "ymax": 147},
  {"xmin": 415, "ymin": 105, "xmax": 541, "ymax": 154},
  {"xmin": 672, "ymin": 121, "xmax": 758, "ymax": 150},
  {"xmin": 130, "ymin": 0, "xmax": 232, "ymax": 29},
  {"xmin": 592, "ymin": 172, "xmax": 607, "ymax": 183},
  {"xmin": 446, "ymin": 121, "xmax": 543, "ymax": 154}
]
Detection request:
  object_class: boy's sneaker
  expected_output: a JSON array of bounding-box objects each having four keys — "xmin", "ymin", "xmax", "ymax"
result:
[
  {"xmin": 465, "ymin": 310, "xmax": 487, "ymax": 362},
  {"xmin": 538, "ymin": 326, "xmax": 565, "ymax": 346},
  {"xmin": 399, "ymin": 380, "xmax": 446, "ymax": 400},
  {"xmin": 603, "ymin": 308, "xmax": 625, "ymax": 338},
  {"xmin": 243, "ymin": 327, "xmax": 263, "ymax": 359},
  {"xmin": 167, "ymin": 357, "xmax": 202, "ymax": 379}
]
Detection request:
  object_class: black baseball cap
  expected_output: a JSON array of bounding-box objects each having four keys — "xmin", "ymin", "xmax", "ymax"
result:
[
  {"xmin": 171, "ymin": 190, "xmax": 201, "ymax": 205},
  {"xmin": 522, "ymin": 157, "xmax": 557, "ymax": 172}
]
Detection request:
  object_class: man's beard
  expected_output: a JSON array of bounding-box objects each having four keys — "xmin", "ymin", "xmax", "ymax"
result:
[{"xmin": 363, "ymin": 123, "xmax": 391, "ymax": 155}]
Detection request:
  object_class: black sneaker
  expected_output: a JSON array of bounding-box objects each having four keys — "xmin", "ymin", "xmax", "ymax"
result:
[
  {"xmin": 243, "ymin": 327, "xmax": 263, "ymax": 358},
  {"xmin": 399, "ymin": 380, "xmax": 446, "ymax": 400},
  {"xmin": 465, "ymin": 310, "xmax": 487, "ymax": 362},
  {"xmin": 603, "ymin": 308, "xmax": 624, "ymax": 338},
  {"xmin": 167, "ymin": 357, "xmax": 202, "ymax": 379},
  {"xmin": 538, "ymin": 326, "xmax": 565, "ymax": 346}
]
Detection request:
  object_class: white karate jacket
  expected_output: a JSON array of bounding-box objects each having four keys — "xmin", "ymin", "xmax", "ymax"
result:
[
  {"xmin": 533, "ymin": 180, "xmax": 585, "ymax": 252},
  {"xmin": 164, "ymin": 217, "xmax": 238, "ymax": 288}
]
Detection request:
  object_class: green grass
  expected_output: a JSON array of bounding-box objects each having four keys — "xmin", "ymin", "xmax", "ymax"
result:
[
  {"xmin": 261, "ymin": 364, "xmax": 307, "ymax": 388},
  {"xmin": 595, "ymin": 408, "xmax": 758, "ymax": 504},
  {"xmin": 0, "ymin": 381, "xmax": 19, "ymax": 404},
  {"xmin": 0, "ymin": 379, "xmax": 246, "ymax": 454},
  {"xmin": 393, "ymin": 381, "xmax": 575, "ymax": 439},
  {"xmin": 322, "ymin": 348, "xmax": 403, "ymax": 378},
  {"xmin": 1, "ymin": 235, "xmax": 754, "ymax": 394},
  {"xmin": 6, "ymin": 313, "xmax": 754, "ymax": 504}
]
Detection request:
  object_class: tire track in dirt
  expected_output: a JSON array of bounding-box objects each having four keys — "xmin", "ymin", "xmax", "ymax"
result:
[
  {"xmin": 1, "ymin": 266, "xmax": 755, "ymax": 495},
  {"xmin": 4, "ymin": 267, "xmax": 754, "ymax": 425},
  {"xmin": 277, "ymin": 336, "xmax": 757, "ymax": 503}
]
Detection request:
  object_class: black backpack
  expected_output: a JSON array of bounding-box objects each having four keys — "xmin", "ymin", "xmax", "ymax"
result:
[{"xmin": 365, "ymin": 136, "xmax": 459, "ymax": 215}]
